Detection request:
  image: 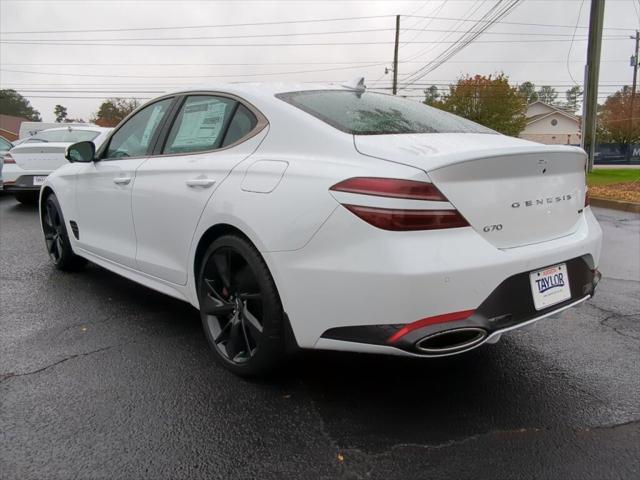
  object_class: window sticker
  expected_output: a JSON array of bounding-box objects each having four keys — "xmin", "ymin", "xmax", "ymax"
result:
[{"xmin": 171, "ymin": 99, "xmax": 228, "ymax": 150}]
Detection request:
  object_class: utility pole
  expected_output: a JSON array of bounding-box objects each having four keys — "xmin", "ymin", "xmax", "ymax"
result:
[
  {"xmin": 629, "ymin": 30, "xmax": 639, "ymax": 162},
  {"xmin": 392, "ymin": 15, "xmax": 400, "ymax": 95},
  {"xmin": 581, "ymin": 0, "xmax": 605, "ymax": 172}
]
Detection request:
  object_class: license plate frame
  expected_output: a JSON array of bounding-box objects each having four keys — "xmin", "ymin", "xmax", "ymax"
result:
[
  {"xmin": 529, "ymin": 263, "xmax": 571, "ymax": 311},
  {"xmin": 32, "ymin": 175, "xmax": 47, "ymax": 186}
]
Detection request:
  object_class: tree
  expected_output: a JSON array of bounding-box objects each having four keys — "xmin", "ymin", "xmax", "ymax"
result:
[
  {"xmin": 565, "ymin": 86, "xmax": 583, "ymax": 114},
  {"xmin": 434, "ymin": 74, "xmax": 527, "ymax": 136},
  {"xmin": 537, "ymin": 85, "xmax": 558, "ymax": 104},
  {"xmin": 0, "ymin": 89, "xmax": 41, "ymax": 120},
  {"xmin": 518, "ymin": 81, "xmax": 538, "ymax": 104},
  {"xmin": 422, "ymin": 85, "xmax": 441, "ymax": 106},
  {"xmin": 91, "ymin": 98, "xmax": 140, "ymax": 127},
  {"xmin": 54, "ymin": 104, "xmax": 68, "ymax": 123},
  {"xmin": 597, "ymin": 86, "xmax": 639, "ymax": 144}
]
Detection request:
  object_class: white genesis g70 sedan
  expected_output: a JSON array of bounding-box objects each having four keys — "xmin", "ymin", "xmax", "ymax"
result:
[{"xmin": 39, "ymin": 81, "xmax": 603, "ymax": 376}]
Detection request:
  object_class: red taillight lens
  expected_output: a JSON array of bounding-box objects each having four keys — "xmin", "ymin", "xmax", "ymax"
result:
[
  {"xmin": 584, "ymin": 188, "xmax": 589, "ymax": 207},
  {"xmin": 388, "ymin": 309, "xmax": 476, "ymax": 344},
  {"xmin": 343, "ymin": 205, "xmax": 469, "ymax": 231},
  {"xmin": 3, "ymin": 153, "xmax": 15, "ymax": 164},
  {"xmin": 330, "ymin": 177, "xmax": 447, "ymax": 201}
]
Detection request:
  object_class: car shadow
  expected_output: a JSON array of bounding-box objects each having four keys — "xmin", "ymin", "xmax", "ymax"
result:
[{"xmin": 45, "ymin": 258, "xmax": 608, "ymax": 455}]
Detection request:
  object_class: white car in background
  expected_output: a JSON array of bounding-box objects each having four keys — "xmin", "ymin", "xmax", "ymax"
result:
[
  {"xmin": 39, "ymin": 82, "xmax": 602, "ymax": 377},
  {"xmin": 3, "ymin": 125, "xmax": 111, "ymax": 203},
  {"xmin": 0, "ymin": 135, "xmax": 13, "ymax": 190}
]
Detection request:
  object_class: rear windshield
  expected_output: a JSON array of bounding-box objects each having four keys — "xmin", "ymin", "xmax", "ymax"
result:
[
  {"xmin": 27, "ymin": 129, "xmax": 100, "ymax": 143},
  {"xmin": 276, "ymin": 90, "xmax": 495, "ymax": 135}
]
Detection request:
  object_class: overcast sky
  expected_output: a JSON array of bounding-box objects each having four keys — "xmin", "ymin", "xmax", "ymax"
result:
[{"xmin": 1, "ymin": 0, "xmax": 638, "ymax": 122}]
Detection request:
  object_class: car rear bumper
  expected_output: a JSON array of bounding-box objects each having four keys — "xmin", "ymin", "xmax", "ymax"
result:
[
  {"xmin": 1, "ymin": 165, "xmax": 50, "ymax": 192},
  {"xmin": 264, "ymin": 206, "xmax": 603, "ymax": 353}
]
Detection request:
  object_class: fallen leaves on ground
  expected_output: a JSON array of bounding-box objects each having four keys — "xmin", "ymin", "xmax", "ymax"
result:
[{"xmin": 590, "ymin": 181, "xmax": 640, "ymax": 203}]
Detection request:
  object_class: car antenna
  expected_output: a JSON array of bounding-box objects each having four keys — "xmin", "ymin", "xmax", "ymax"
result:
[{"xmin": 342, "ymin": 77, "xmax": 366, "ymax": 96}]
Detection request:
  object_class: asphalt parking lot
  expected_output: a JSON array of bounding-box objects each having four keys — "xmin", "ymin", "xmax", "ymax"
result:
[{"xmin": 1, "ymin": 194, "xmax": 639, "ymax": 480}]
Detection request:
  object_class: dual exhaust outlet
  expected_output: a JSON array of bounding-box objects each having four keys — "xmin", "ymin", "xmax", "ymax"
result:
[{"xmin": 415, "ymin": 327, "xmax": 488, "ymax": 356}]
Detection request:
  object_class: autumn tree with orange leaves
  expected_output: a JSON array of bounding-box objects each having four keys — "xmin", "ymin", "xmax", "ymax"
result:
[
  {"xmin": 598, "ymin": 86, "xmax": 640, "ymax": 144},
  {"xmin": 429, "ymin": 74, "xmax": 527, "ymax": 136}
]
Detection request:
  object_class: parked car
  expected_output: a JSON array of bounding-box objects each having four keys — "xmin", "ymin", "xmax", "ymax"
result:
[
  {"xmin": 3, "ymin": 125, "xmax": 111, "ymax": 203},
  {"xmin": 39, "ymin": 82, "xmax": 603, "ymax": 376},
  {"xmin": 0, "ymin": 135, "xmax": 13, "ymax": 190}
]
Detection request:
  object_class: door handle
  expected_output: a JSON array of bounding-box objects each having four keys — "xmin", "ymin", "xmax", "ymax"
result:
[
  {"xmin": 186, "ymin": 178, "xmax": 216, "ymax": 188},
  {"xmin": 113, "ymin": 176, "xmax": 132, "ymax": 185}
]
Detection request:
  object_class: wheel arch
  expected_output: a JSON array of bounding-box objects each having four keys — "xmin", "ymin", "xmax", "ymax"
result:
[
  {"xmin": 39, "ymin": 186, "xmax": 55, "ymax": 215},
  {"xmin": 193, "ymin": 223, "xmax": 256, "ymax": 282}
]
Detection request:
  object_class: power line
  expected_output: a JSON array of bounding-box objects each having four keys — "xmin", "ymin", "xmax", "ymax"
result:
[
  {"xmin": 0, "ymin": 63, "xmax": 385, "ymax": 79},
  {"xmin": 566, "ymin": 0, "xmax": 586, "ymax": 85},
  {"xmin": 0, "ymin": 15, "xmax": 395, "ymax": 35},
  {"xmin": 1, "ymin": 38, "xmax": 629, "ymax": 48},
  {"xmin": 403, "ymin": 0, "xmax": 525, "ymax": 87},
  {"xmin": 0, "ymin": 29, "xmax": 609, "ymax": 43},
  {"xmin": 403, "ymin": 13, "xmax": 636, "ymax": 31}
]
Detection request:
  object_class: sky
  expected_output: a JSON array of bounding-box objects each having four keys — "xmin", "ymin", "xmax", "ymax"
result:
[{"xmin": 0, "ymin": 0, "xmax": 638, "ymax": 122}]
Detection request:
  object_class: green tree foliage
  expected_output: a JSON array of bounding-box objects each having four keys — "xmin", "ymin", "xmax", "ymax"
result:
[
  {"xmin": 0, "ymin": 89, "xmax": 42, "ymax": 121},
  {"xmin": 91, "ymin": 98, "xmax": 140, "ymax": 127},
  {"xmin": 597, "ymin": 86, "xmax": 639, "ymax": 144},
  {"xmin": 537, "ymin": 85, "xmax": 558, "ymax": 104},
  {"xmin": 422, "ymin": 85, "xmax": 441, "ymax": 106},
  {"xmin": 565, "ymin": 86, "xmax": 583, "ymax": 114},
  {"xmin": 54, "ymin": 104, "xmax": 68, "ymax": 123},
  {"xmin": 434, "ymin": 74, "xmax": 527, "ymax": 136},
  {"xmin": 517, "ymin": 81, "xmax": 538, "ymax": 104}
]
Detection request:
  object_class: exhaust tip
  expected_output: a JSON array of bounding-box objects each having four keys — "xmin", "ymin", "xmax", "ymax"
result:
[{"xmin": 415, "ymin": 327, "xmax": 487, "ymax": 355}]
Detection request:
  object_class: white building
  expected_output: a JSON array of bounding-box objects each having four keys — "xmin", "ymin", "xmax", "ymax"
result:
[{"xmin": 519, "ymin": 101, "xmax": 581, "ymax": 145}]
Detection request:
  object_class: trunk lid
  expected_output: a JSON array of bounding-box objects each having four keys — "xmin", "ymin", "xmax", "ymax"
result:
[
  {"xmin": 354, "ymin": 133, "xmax": 587, "ymax": 249},
  {"xmin": 10, "ymin": 142, "xmax": 70, "ymax": 171}
]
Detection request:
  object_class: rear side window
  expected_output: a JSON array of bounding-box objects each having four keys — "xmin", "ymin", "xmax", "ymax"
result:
[
  {"xmin": 0, "ymin": 137, "xmax": 12, "ymax": 150},
  {"xmin": 163, "ymin": 96, "xmax": 236, "ymax": 154},
  {"xmin": 276, "ymin": 90, "xmax": 495, "ymax": 135},
  {"xmin": 222, "ymin": 104, "xmax": 258, "ymax": 147}
]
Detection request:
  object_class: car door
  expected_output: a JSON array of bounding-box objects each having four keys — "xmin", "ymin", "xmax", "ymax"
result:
[
  {"xmin": 132, "ymin": 93, "xmax": 267, "ymax": 285},
  {"xmin": 74, "ymin": 97, "xmax": 175, "ymax": 268}
]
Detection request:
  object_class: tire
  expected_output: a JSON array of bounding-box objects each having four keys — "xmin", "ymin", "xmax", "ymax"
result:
[
  {"xmin": 14, "ymin": 192, "xmax": 38, "ymax": 205},
  {"xmin": 41, "ymin": 193, "xmax": 87, "ymax": 271},
  {"xmin": 197, "ymin": 234, "xmax": 286, "ymax": 377}
]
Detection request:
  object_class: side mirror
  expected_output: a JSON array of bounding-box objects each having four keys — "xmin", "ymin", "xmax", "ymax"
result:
[{"xmin": 65, "ymin": 141, "xmax": 96, "ymax": 163}]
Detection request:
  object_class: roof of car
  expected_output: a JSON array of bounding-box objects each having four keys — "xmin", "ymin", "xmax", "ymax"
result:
[
  {"xmin": 36, "ymin": 125, "xmax": 110, "ymax": 133},
  {"xmin": 164, "ymin": 82, "xmax": 354, "ymax": 99}
]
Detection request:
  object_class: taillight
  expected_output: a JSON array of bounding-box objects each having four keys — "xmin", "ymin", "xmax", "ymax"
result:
[
  {"xmin": 343, "ymin": 205, "xmax": 469, "ymax": 231},
  {"xmin": 3, "ymin": 153, "xmax": 15, "ymax": 164},
  {"xmin": 330, "ymin": 177, "xmax": 447, "ymax": 201},
  {"xmin": 584, "ymin": 188, "xmax": 590, "ymax": 207},
  {"xmin": 330, "ymin": 177, "xmax": 469, "ymax": 231}
]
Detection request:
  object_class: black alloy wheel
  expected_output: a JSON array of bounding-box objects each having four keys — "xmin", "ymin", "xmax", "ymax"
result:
[
  {"xmin": 41, "ymin": 194, "xmax": 86, "ymax": 271},
  {"xmin": 198, "ymin": 235, "xmax": 285, "ymax": 376}
]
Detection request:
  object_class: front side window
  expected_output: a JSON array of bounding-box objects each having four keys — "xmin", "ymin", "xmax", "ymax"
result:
[
  {"xmin": 105, "ymin": 98, "xmax": 173, "ymax": 159},
  {"xmin": 277, "ymin": 90, "xmax": 496, "ymax": 135},
  {"xmin": 163, "ymin": 95, "xmax": 237, "ymax": 155}
]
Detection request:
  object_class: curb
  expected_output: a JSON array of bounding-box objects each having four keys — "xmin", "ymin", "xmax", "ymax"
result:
[{"xmin": 590, "ymin": 197, "xmax": 640, "ymax": 213}]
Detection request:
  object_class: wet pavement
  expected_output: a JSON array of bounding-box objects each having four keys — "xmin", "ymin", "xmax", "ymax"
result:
[{"xmin": 1, "ymin": 194, "xmax": 639, "ymax": 479}]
